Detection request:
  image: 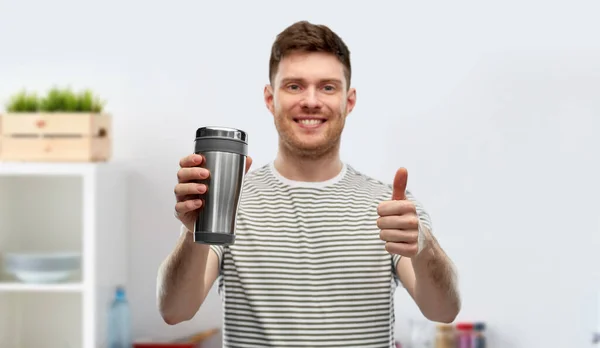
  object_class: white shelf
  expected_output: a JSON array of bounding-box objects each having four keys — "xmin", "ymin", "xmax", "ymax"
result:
[
  {"xmin": 0, "ymin": 161, "xmax": 102, "ymax": 176},
  {"xmin": 0, "ymin": 282, "xmax": 84, "ymax": 292},
  {"xmin": 0, "ymin": 161, "xmax": 129, "ymax": 348}
]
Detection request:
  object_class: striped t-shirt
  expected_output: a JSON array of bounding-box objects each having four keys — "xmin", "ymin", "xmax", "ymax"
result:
[{"xmin": 210, "ymin": 161, "xmax": 432, "ymax": 348}]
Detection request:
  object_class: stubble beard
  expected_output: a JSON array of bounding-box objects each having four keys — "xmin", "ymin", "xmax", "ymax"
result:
[{"xmin": 274, "ymin": 112, "xmax": 346, "ymax": 161}]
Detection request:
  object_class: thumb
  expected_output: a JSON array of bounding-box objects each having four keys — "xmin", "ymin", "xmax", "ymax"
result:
[
  {"xmin": 245, "ymin": 156, "xmax": 253, "ymax": 173},
  {"xmin": 392, "ymin": 167, "xmax": 408, "ymax": 200}
]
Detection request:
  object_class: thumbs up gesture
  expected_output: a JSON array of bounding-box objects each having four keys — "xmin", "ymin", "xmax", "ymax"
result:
[{"xmin": 377, "ymin": 168, "xmax": 422, "ymax": 258}]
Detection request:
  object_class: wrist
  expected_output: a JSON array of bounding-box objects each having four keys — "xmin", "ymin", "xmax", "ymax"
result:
[
  {"xmin": 180, "ymin": 224, "xmax": 188, "ymax": 237},
  {"xmin": 416, "ymin": 221, "xmax": 434, "ymax": 255},
  {"xmin": 180, "ymin": 224, "xmax": 212, "ymax": 253},
  {"xmin": 180, "ymin": 223, "xmax": 196, "ymax": 235}
]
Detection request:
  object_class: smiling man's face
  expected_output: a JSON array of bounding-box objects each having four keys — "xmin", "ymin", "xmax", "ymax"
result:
[{"xmin": 264, "ymin": 50, "xmax": 356, "ymax": 159}]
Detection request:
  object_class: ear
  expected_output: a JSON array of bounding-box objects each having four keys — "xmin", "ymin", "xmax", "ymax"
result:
[
  {"xmin": 345, "ymin": 87, "xmax": 357, "ymax": 116},
  {"xmin": 264, "ymin": 84, "xmax": 275, "ymax": 115}
]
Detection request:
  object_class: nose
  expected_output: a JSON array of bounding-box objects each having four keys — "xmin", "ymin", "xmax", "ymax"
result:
[{"xmin": 299, "ymin": 87, "xmax": 322, "ymax": 110}]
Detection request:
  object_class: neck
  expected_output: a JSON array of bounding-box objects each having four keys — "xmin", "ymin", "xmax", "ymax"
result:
[{"xmin": 274, "ymin": 144, "xmax": 343, "ymax": 183}]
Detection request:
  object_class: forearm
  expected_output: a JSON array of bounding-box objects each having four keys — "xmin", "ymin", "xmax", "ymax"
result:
[
  {"xmin": 157, "ymin": 229, "xmax": 211, "ymax": 324},
  {"xmin": 411, "ymin": 226, "xmax": 461, "ymax": 323}
]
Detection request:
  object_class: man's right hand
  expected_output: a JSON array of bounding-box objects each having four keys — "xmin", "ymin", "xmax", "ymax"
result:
[{"xmin": 174, "ymin": 153, "xmax": 253, "ymax": 232}]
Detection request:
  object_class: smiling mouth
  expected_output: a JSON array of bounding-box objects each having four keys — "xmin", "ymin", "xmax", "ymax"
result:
[{"xmin": 293, "ymin": 118, "xmax": 327, "ymax": 125}]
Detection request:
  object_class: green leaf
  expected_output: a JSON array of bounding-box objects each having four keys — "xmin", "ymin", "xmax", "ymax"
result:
[
  {"xmin": 5, "ymin": 86, "xmax": 107, "ymax": 113},
  {"xmin": 5, "ymin": 89, "xmax": 40, "ymax": 112}
]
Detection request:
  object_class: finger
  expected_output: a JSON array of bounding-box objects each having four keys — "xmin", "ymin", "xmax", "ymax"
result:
[
  {"xmin": 385, "ymin": 242, "xmax": 418, "ymax": 257},
  {"xmin": 245, "ymin": 156, "xmax": 253, "ymax": 173},
  {"xmin": 392, "ymin": 167, "xmax": 408, "ymax": 200},
  {"xmin": 175, "ymin": 199, "xmax": 203, "ymax": 214},
  {"xmin": 174, "ymin": 183, "xmax": 207, "ymax": 198},
  {"xmin": 179, "ymin": 154, "xmax": 204, "ymax": 168},
  {"xmin": 377, "ymin": 200, "xmax": 416, "ymax": 216},
  {"xmin": 176, "ymin": 194, "xmax": 200, "ymax": 203},
  {"xmin": 177, "ymin": 167, "xmax": 210, "ymax": 183},
  {"xmin": 377, "ymin": 214, "xmax": 420, "ymax": 230},
  {"xmin": 379, "ymin": 229, "xmax": 418, "ymax": 243}
]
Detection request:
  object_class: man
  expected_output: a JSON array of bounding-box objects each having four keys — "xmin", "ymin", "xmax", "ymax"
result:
[{"xmin": 157, "ymin": 21, "xmax": 460, "ymax": 347}]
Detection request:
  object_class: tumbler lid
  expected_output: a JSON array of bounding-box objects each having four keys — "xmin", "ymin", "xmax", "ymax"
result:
[
  {"xmin": 194, "ymin": 126, "xmax": 248, "ymax": 156},
  {"xmin": 195, "ymin": 126, "xmax": 248, "ymax": 144}
]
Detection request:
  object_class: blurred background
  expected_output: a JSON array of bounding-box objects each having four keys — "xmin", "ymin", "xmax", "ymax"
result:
[{"xmin": 0, "ymin": 0, "xmax": 599, "ymax": 347}]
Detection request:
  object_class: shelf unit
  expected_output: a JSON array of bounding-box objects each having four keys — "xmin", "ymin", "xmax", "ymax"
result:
[{"xmin": 0, "ymin": 161, "xmax": 129, "ymax": 348}]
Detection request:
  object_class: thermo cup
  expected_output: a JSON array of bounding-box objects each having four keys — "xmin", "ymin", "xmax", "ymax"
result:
[{"xmin": 193, "ymin": 126, "xmax": 248, "ymax": 245}]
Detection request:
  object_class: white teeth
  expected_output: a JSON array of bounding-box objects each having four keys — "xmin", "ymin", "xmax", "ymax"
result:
[{"xmin": 298, "ymin": 119, "xmax": 323, "ymax": 125}]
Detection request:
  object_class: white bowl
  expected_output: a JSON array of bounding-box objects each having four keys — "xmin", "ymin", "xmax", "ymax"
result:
[
  {"xmin": 3, "ymin": 252, "xmax": 81, "ymax": 284},
  {"xmin": 10, "ymin": 270, "xmax": 75, "ymax": 283}
]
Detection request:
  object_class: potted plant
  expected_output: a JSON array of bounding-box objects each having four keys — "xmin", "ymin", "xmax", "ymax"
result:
[{"xmin": 0, "ymin": 87, "xmax": 111, "ymax": 162}]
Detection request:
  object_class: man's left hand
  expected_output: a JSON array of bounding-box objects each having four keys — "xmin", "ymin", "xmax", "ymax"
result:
[{"xmin": 377, "ymin": 167, "xmax": 422, "ymax": 258}]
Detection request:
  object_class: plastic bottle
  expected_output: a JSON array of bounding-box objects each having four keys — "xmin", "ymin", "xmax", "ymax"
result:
[
  {"xmin": 456, "ymin": 323, "xmax": 474, "ymax": 348},
  {"xmin": 435, "ymin": 323, "xmax": 455, "ymax": 348},
  {"xmin": 473, "ymin": 322, "xmax": 486, "ymax": 348},
  {"xmin": 107, "ymin": 286, "xmax": 132, "ymax": 348}
]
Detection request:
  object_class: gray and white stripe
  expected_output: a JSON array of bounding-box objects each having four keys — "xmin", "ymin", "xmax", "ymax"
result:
[{"xmin": 210, "ymin": 162, "xmax": 432, "ymax": 348}]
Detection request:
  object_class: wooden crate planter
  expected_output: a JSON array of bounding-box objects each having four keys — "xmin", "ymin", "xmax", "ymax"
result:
[{"xmin": 0, "ymin": 113, "xmax": 111, "ymax": 162}]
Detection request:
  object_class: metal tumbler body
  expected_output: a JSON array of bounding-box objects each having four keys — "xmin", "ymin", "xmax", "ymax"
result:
[{"xmin": 193, "ymin": 126, "xmax": 248, "ymax": 245}]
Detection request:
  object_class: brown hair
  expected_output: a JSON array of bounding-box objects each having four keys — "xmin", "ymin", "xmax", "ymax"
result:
[{"xmin": 269, "ymin": 21, "xmax": 352, "ymax": 89}]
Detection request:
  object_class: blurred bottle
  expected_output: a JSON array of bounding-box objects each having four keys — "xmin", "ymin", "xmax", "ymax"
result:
[
  {"xmin": 473, "ymin": 322, "xmax": 486, "ymax": 348},
  {"xmin": 456, "ymin": 323, "xmax": 474, "ymax": 348},
  {"xmin": 107, "ymin": 286, "xmax": 132, "ymax": 348},
  {"xmin": 435, "ymin": 324, "xmax": 455, "ymax": 348}
]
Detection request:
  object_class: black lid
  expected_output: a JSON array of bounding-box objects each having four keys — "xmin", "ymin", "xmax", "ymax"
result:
[
  {"xmin": 195, "ymin": 126, "xmax": 248, "ymax": 143},
  {"xmin": 474, "ymin": 322, "xmax": 486, "ymax": 331}
]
